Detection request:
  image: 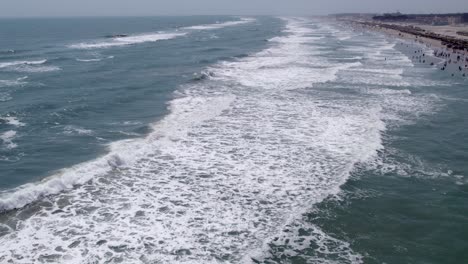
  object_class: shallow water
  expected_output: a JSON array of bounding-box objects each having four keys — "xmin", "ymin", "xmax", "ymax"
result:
[{"xmin": 0, "ymin": 16, "xmax": 467, "ymax": 263}]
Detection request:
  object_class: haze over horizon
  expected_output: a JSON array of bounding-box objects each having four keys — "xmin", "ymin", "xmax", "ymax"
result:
[{"xmin": 1, "ymin": 0, "xmax": 468, "ymax": 18}]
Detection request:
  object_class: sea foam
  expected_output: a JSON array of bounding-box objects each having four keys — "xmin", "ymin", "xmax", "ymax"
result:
[
  {"xmin": 184, "ymin": 17, "xmax": 255, "ymax": 30},
  {"xmin": 69, "ymin": 32, "xmax": 187, "ymax": 49},
  {"xmin": 1, "ymin": 116, "xmax": 26, "ymax": 127},
  {"xmin": 69, "ymin": 18, "xmax": 254, "ymax": 50},
  {"xmin": 0, "ymin": 59, "xmax": 46, "ymax": 68},
  {"xmin": 0, "ymin": 17, "xmax": 440, "ymax": 264},
  {"xmin": 0, "ymin": 130, "xmax": 17, "ymax": 149},
  {"xmin": 0, "ymin": 59, "xmax": 60, "ymax": 73}
]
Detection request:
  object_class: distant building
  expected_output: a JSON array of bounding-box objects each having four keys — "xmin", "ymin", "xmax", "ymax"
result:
[
  {"xmin": 373, "ymin": 13, "xmax": 468, "ymax": 25},
  {"xmin": 373, "ymin": 12, "xmax": 409, "ymax": 21}
]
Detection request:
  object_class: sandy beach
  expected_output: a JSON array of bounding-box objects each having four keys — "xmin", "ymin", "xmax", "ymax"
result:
[{"xmin": 342, "ymin": 18, "xmax": 468, "ymax": 77}]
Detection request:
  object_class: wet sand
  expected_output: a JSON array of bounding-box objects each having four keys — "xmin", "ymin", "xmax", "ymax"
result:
[{"xmin": 345, "ymin": 20, "xmax": 468, "ymax": 78}]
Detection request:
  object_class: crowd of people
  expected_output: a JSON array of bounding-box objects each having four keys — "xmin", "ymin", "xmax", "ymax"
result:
[{"xmin": 399, "ymin": 41, "xmax": 468, "ymax": 78}]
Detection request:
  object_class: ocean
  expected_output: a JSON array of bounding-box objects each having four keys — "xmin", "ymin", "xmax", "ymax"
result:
[{"xmin": 0, "ymin": 16, "xmax": 467, "ymax": 263}]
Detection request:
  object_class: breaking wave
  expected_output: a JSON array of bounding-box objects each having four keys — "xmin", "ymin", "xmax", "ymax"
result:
[
  {"xmin": 184, "ymin": 17, "xmax": 255, "ymax": 30},
  {"xmin": 0, "ymin": 17, "xmax": 442, "ymax": 264},
  {"xmin": 69, "ymin": 32, "xmax": 187, "ymax": 49},
  {"xmin": 0, "ymin": 59, "xmax": 46, "ymax": 68},
  {"xmin": 0, "ymin": 59, "xmax": 60, "ymax": 73}
]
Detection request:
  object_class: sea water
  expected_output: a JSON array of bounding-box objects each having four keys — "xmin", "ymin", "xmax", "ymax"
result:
[{"xmin": 0, "ymin": 16, "xmax": 467, "ymax": 263}]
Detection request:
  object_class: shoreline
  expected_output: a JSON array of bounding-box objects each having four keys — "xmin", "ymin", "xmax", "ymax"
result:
[{"xmin": 342, "ymin": 19, "xmax": 468, "ymax": 77}]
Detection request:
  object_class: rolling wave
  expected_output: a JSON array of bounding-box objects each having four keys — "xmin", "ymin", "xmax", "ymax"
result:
[
  {"xmin": 0, "ymin": 59, "xmax": 60, "ymax": 73},
  {"xmin": 0, "ymin": 59, "xmax": 47, "ymax": 68},
  {"xmin": 69, "ymin": 32, "xmax": 187, "ymax": 49},
  {"xmin": 0, "ymin": 17, "xmax": 443, "ymax": 264},
  {"xmin": 76, "ymin": 58, "xmax": 102, "ymax": 62},
  {"xmin": 184, "ymin": 17, "xmax": 255, "ymax": 30},
  {"xmin": 69, "ymin": 18, "xmax": 254, "ymax": 50}
]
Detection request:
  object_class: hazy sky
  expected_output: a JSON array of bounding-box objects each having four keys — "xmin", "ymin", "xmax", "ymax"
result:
[{"xmin": 1, "ymin": 0, "xmax": 467, "ymax": 17}]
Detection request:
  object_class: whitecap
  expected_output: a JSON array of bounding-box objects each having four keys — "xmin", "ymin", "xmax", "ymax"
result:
[
  {"xmin": 0, "ymin": 17, "xmax": 441, "ymax": 264},
  {"xmin": 63, "ymin": 125, "xmax": 94, "ymax": 136},
  {"xmin": 1, "ymin": 116, "xmax": 26, "ymax": 127},
  {"xmin": 0, "ymin": 77, "xmax": 28, "ymax": 88},
  {"xmin": 0, "ymin": 60, "xmax": 60, "ymax": 73},
  {"xmin": 69, "ymin": 32, "xmax": 187, "ymax": 49},
  {"xmin": 0, "ymin": 130, "xmax": 17, "ymax": 149},
  {"xmin": 184, "ymin": 17, "xmax": 255, "ymax": 30},
  {"xmin": 10, "ymin": 65, "xmax": 61, "ymax": 73},
  {"xmin": 119, "ymin": 131, "xmax": 141, "ymax": 136},
  {"xmin": 0, "ymin": 92, "xmax": 12, "ymax": 102},
  {"xmin": 0, "ymin": 60, "xmax": 46, "ymax": 68},
  {"xmin": 76, "ymin": 58, "xmax": 102, "ymax": 62}
]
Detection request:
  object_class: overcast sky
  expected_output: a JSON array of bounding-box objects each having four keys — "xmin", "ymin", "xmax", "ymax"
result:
[{"xmin": 1, "ymin": 0, "xmax": 467, "ymax": 17}]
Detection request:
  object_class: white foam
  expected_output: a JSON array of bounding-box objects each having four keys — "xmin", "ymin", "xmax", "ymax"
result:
[
  {"xmin": 0, "ymin": 49, "xmax": 15, "ymax": 54},
  {"xmin": 0, "ymin": 130, "xmax": 17, "ymax": 149},
  {"xmin": 338, "ymin": 35, "xmax": 352, "ymax": 41},
  {"xmin": 0, "ymin": 139, "xmax": 136, "ymax": 210},
  {"xmin": 206, "ymin": 18, "xmax": 364, "ymax": 91},
  {"xmin": 0, "ymin": 60, "xmax": 59, "ymax": 73},
  {"xmin": 247, "ymin": 217, "xmax": 363, "ymax": 263},
  {"xmin": 0, "ymin": 76, "xmax": 28, "ymax": 87},
  {"xmin": 116, "ymin": 131, "xmax": 141, "ymax": 136},
  {"xmin": 1, "ymin": 116, "xmax": 26, "ymax": 127},
  {"xmin": 0, "ymin": 92, "xmax": 12, "ymax": 102},
  {"xmin": 63, "ymin": 125, "xmax": 94, "ymax": 136},
  {"xmin": 0, "ymin": 17, "xmax": 440, "ymax": 263},
  {"xmin": 350, "ymin": 68, "xmax": 404, "ymax": 75},
  {"xmin": 69, "ymin": 32, "xmax": 187, "ymax": 49},
  {"xmin": 0, "ymin": 59, "xmax": 46, "ymax": 68},
  {"xmin": 76, "ymin": 58, "xmax": 102, "ymax": 62},
  {"xmin": 109, "ymin": 120, "xmax": 142, "ymax": 126},
  {"xmin": 369, "ymin": 88, "xmax": 412, "ymax": 95},
  {"xmin": 0, "ymin": 18, "xmax": 379, "ymax": 263},
  {"xmin": 184, "ymin": 17, "xmax": 255, "ymax": 30},
  {"xmin": 13, "ymin": 65, "xmax": 61, "ymax": 73},
  {"xmin": 0, "ymin": 94, "xmax": 236, "ymax": 211}
]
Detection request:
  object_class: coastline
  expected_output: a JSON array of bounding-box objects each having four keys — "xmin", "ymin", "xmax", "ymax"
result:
[
  {"xmin": 339, "ymin": 18, "xmax": 468, "ymax": 77},
  {"xmin": 2, "ymin": 15, "xmax": 468, "ymax": 263}
]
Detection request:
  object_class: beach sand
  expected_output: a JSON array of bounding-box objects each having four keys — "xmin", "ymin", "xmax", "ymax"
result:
[{"xmin": 344, "ymin": 20, "xmax": 468, "ymax": 78}]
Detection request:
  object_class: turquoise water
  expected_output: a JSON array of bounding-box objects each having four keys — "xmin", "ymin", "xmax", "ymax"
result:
[{"xmin": 0, "ymin": 16, "xmax": 467, "ymax": 263}]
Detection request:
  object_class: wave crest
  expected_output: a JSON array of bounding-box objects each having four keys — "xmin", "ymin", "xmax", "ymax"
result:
[{"xmin": 69, "ymin": 32, "xmax": 187, "ymax": 49}]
